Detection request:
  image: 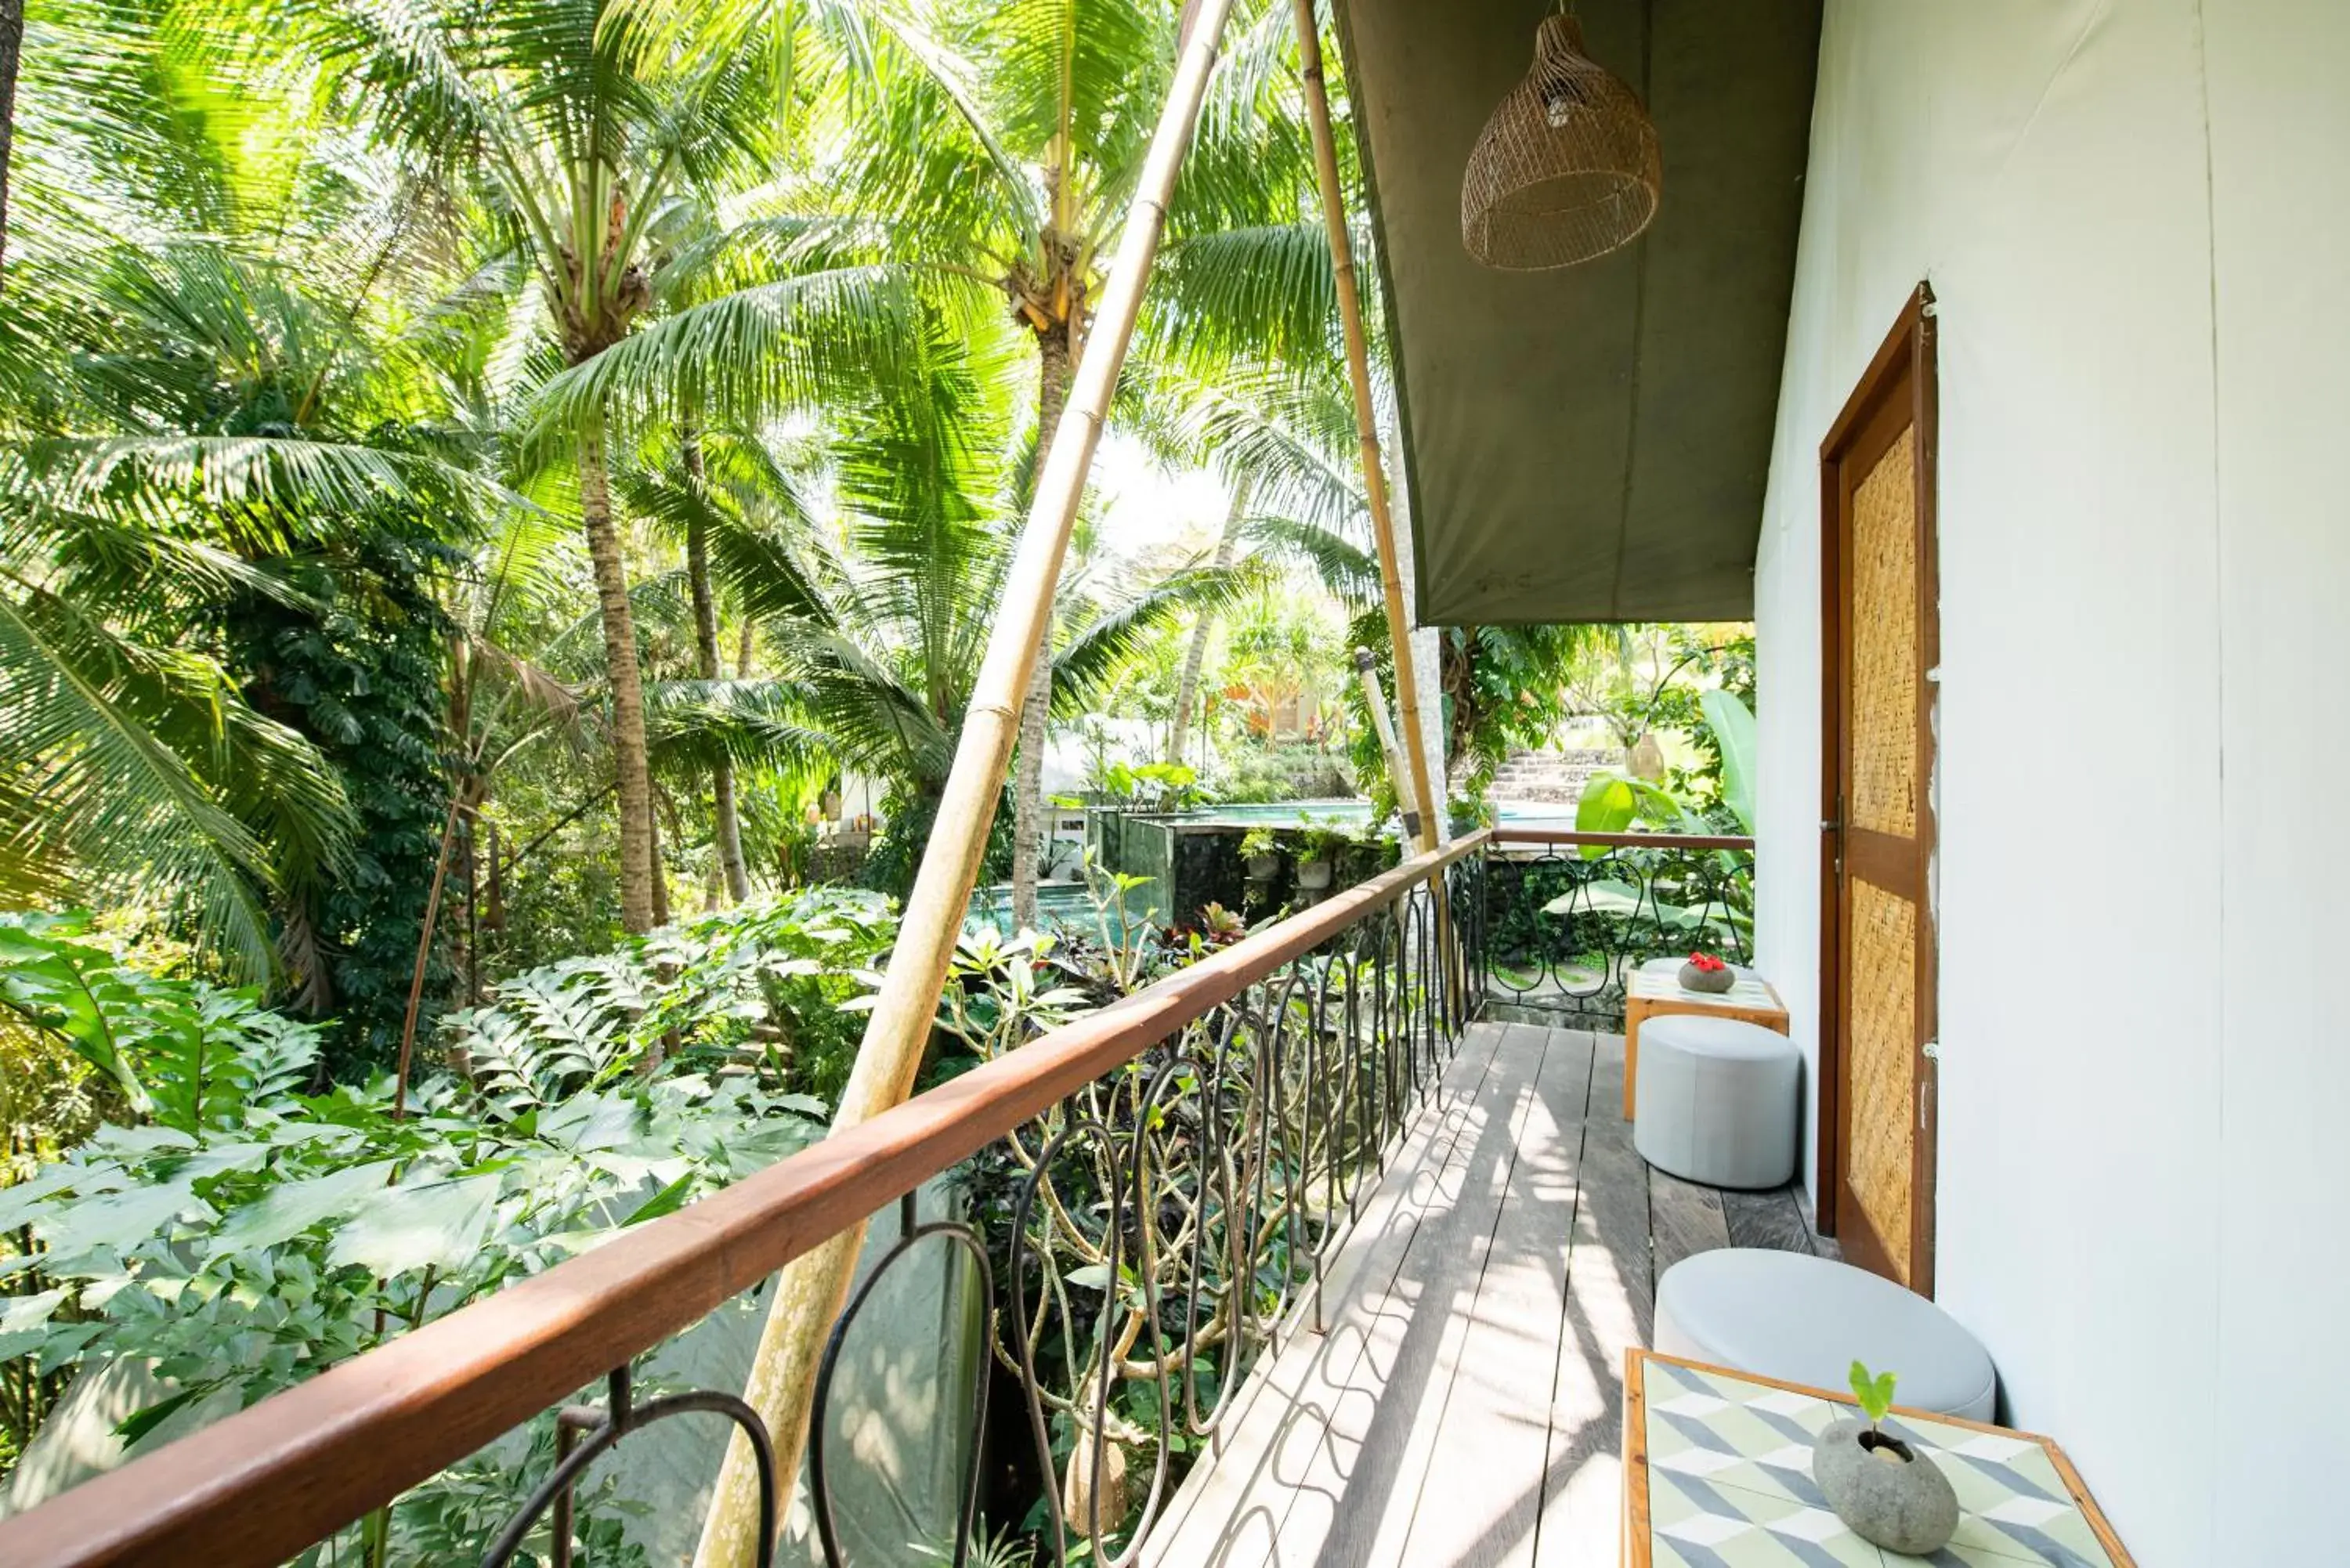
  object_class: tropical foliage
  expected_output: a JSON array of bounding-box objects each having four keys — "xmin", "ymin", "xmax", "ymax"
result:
[
  {"xmin": 0, "ymin": 891, "xmax": 888, "ymax": 1549},
  {"xmin": 0, "ymin": 0, "xmax": 1683, "ymax": 1553}
]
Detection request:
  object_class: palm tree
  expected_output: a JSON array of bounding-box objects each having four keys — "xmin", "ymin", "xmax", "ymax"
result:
[
  {"xmin": 284, "ymin": 0, "xmax": 898, "ymax": 932},
  {"xmin": 808, "ymin": 0, "xmax": 1329, "ymax": 924},
  {"xmin": 1164, "ymin": 474, "xmax": 1249, "ymax": 765},
  {"xmin": 678, "ymin": 419, "xmax": 752, "ymax": 902},
  {"xmin": 644, "ymin": 322, "xmax": 1237, "ymax": 896},
  {"xmin": 0, "ymin": 20, "xmax": 517, "ymax": 979}
]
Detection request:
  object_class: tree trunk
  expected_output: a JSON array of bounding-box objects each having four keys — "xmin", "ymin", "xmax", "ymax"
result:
[
  {"xmin": 580, "ymin": 422, "xmax": 660, "ymax": 934},
  {"xmin": 0, "ymin": 0, "xmax": 19, "ymax": 286},
  {"xmin": 682, "ymin": 425, "xmax": 751, "ymax": 903},
  {"xmin": 1010, "ymin": 326, "xmax": 1076, "ymax": 930},
  {"xmin": 1166, "ymin": 477, "xmax": 1249, "ymax": 767},
  {"xmin": 648, "ymin": 795, "xmax": 671, "ymax": 927}
]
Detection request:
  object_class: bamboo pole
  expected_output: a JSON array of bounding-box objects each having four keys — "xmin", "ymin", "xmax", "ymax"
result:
[
  {"xmin": 691, "ymin": 5, "xmax": 1239, "ymax": 1563},
  {"xmin": 1351, "ymin": 645, "xmax": 1417, "ymax": 829},
  {"xmin": 1292, "ymin": 0, "xmax": 1443, "ymax": 857}
]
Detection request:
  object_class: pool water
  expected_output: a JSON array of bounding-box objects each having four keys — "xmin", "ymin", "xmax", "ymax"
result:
[
  {"xmin": 1154, "ymin": 798, "xmax": 1570, "ymax": 830},
  {"xmin": 964, "ymin": 880, "xmax": 1152, "ymax": 938}
]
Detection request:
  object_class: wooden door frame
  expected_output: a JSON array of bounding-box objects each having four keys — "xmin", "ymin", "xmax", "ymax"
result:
[{"xmin": 1816, "ymin": 282, "xmax": 1940, "ymax": 1296}]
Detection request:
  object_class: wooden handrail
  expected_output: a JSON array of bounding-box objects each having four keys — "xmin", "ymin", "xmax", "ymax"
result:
[
  {"xmin": 0, "ymin": 830, "xmax": 1490, "ymax": 1568},
  {"xmin": 1489, "ymin": 828, "xmax": 1755, "ymax": 852}
]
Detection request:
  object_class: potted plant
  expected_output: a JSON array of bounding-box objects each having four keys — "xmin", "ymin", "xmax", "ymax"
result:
[
  {"xmin": 1239, "ymin": 828, "xmax": 1282, "ymax": 882},
  {"xmin": 1811, "ymin": 1361, "xmax": 1959, "ymax": 1555},
  {"xmin": 1292, "ymin": 818, "xmax": 1350, "ymax": 891},
  {"xmin": 1679, "ymin": 949, "xmax": 1737, "ymax": 993}
]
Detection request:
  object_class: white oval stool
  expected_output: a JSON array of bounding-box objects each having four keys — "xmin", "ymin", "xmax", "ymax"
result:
[{"xmin": 1656, "ymin": 1248, "xmax": 1998, "ymax": 1422}]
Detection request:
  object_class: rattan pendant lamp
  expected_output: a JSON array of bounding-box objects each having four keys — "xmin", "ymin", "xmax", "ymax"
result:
[{"xmin": 1462, "ymin": 11, "xmax": 1661, "ymax": 269}]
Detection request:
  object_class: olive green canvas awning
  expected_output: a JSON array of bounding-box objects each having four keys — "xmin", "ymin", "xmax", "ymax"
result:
[{"xmin": 1335, "ymin": 0, "xmax": 1821, "ymax": 625}]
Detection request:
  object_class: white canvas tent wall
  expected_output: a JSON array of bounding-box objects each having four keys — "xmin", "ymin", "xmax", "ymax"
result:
[{"xmin": 1750, "ymin": 2, "xmax": 2350, "ymax": 1559}]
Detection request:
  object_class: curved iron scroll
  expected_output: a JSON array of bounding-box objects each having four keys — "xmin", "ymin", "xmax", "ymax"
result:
[
  {"xmin": 798, "ymin": 861, "xmax": 1484, "ymax": 1564},
  {"xmin": 479, "ymin": 1364, "xmax": 777, "ymax": 1568},
  {"xmin": 810, "ymin": 1191, "xmax": 995, "ymax": 1567},
  {"xmin": 474, "ymin": 853, "xmax": 1485, "ymax": 1568},
  {"xmin": 1482, "ymin": 840, "xmax": 1752, "ymax": 1017}
]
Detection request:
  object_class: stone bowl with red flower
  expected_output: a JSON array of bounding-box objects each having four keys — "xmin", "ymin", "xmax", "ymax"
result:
[{"xmin": 1678, "ymin": 950, "xmax": 1737, "ymax": 995}]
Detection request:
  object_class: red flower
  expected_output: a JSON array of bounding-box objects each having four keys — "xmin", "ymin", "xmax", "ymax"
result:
[{"xmin": 1687, "ymin": 951, "xmax": 1727, "ymax": 973}]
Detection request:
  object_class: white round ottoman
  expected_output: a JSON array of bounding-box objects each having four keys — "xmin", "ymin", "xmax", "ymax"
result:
[
  {"xmin": 1632, "ymin": 1013, "xmax": 1799, "ymax": 1189},
  {"xmin": 1656, "ymin": 1248, "xmax": 1998, "ymax": 1422}
]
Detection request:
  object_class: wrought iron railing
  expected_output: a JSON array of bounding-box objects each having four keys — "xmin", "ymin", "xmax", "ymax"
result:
[
  {"xmin": 0, "ymin": 835, "xmax": 1489, "ymax": 1568},
  {"xmin": 1478, "ymin": 829, "xmax": 1756, "ymax": 1028}
]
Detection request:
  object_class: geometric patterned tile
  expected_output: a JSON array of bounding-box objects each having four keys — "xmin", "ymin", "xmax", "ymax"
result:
[
  {"xmin": 1649, "ymin": 1469, "xmax": 1881, "ymax": 1566},
  {"xmin": 1638, "ymin": 1357, "xmax": 2121, "ymax": 1568}
]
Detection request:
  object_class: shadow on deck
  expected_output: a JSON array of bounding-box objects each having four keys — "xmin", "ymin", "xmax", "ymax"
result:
[{"xmin": 1141, "ymin": 1021, "xmax": 1830, "ymax": 1568}]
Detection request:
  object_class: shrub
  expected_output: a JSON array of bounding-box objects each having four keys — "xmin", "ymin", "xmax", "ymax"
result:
[{"xmin": 0, "ymin": 892, "xmax": 896, "ymax": 1558}]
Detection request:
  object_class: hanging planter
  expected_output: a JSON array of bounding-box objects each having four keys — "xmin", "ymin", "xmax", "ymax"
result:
[
  {"xmin": 1461, "ymin": 15, "xmax": 1661, "ymax": 271},
  {"xmin": 1679, "ymin": 951, "xmax": 1736, "ymax": 994}
]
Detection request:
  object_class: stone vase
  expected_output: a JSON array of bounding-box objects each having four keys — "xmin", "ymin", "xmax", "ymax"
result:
[
  {"xmin": 1296, "ymin": 857, "xmax": 1334, "ymax": 891},
  {"xmin": 1810, "ymin": 1418, "xmax": 1959, "ymax": 1556},
  {"xmin": 1678, "ymin": 960, "xmax": 1736, "ymax": 994},
  {"xmin": 1245, "ymin": 852, "xmax": 1282, "ymax": 881}
]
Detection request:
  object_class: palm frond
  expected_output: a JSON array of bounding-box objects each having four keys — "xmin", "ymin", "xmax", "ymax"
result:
[
  {"xmin": 1240, "ymin": 514, "xmax": 1380, "ymax": 610},
  {"xmin": 644, "ymin": 678, "xmax": 833, "ymax": 780},
  {"xmin": 1050, "ymin": 560, "xmax": 1255, "ymax": 717},
  {"xmin": 526, "ymin": 266, "xmax": 927, "ymax": 439},
  {"xmin": 0, "ymin": 583, "xmax": 344, "ymax": 979}
]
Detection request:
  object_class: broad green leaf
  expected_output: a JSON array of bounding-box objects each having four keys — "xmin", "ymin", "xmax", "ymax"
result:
[
  {"xmin": 212, "ymin": 1162, "xmax": 396, "ymax": 1254},
  {"xmin": 1574, "ymin": 773, "xmax": 1639, "ymax": 855},
  {"xmin": 0, "ymin": 1288, "xmax": 66, "ymax": 1334},
  {"xmin": 327, "ymin": 1174, "xmax": 503, "ymax": 1278},
  {"xmin": 114, "ymin": 1386, "xmax": 208, "ymax": 1446},
  {"xmin": 1700, "ymin": 688, "xmax": 1758, "ymax": 833},
  {"xmin": 624, "ymin": 1172, "xmax": 698, "ymax": 1227},
  {"xmin": 175, "ymin": 1143, "xmax": 275, "ymax": 1185},
  {"xmin": 0, "ymin": 1163, "xmax": 114, "ymax": 1231},
  {"xmin": 542, "ymin": 1093, "xmax": 643, "ymax": 1153},
  {"xmin": 89, "ymin": 1125, "xmax": 198, "ymax": 1157},
  {"xmin": 1574, "ymin": 770, "xmax": 1707, "ymax": 848},
  {"xmin": 39, "ymin": 1180, "xmax": 215, "ymax": 1257}
]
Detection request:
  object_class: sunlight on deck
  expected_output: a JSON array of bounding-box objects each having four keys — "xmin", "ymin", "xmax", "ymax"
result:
[{"xmin": 1143, "ymin": 1021, "xmax": 1824, "ymax": 1568}]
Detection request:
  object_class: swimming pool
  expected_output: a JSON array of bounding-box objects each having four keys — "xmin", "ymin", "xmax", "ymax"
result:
[
  {"xmin": 964, "ymin": 880, "xmax": 1152, "ymax": 938},
  {"xmin": 1150, "ymin": 799, "xmax": 1574, "ymax": 832},
  {"xmin": 966, "ymin": 798, "xmax": 1578, "ymax": 938}
]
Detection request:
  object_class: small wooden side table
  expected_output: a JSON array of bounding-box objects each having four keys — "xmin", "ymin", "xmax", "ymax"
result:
[
  {"xmin": 1622, "ymin": 1349, "xmax": 2135, "ymax": 1566},
  {"xmin": 1622, "ymin": 970, "xmax": 1789, "ymax": 1118}
]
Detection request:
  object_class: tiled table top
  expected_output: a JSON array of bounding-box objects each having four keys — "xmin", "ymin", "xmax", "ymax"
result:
[
  {"xmin": 1625, "ymin": 969, "xmax": 1786, "ymax": 1015},
  {"xmin": 1625, "ymin": 1352, "xmax": 2134, "ymax": 1567}
]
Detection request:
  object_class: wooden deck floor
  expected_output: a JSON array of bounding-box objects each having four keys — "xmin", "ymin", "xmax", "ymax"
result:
[{"xmin": 1141, "ymin": 1020, "xmax": 1831, "ymax": 1568}]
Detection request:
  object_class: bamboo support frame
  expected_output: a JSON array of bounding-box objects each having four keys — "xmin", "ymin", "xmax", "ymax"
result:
[
  {"xmin": 691, "ymin": 5, "xmax": 1242, "ymax": 1563},
  {"xmin": 1352, "ymin": 645, "xmax": 1418, "ymax": 833},
  {"xmin": 1293, "ymin": 0, "xmax": 1443, "ymax": 860}
]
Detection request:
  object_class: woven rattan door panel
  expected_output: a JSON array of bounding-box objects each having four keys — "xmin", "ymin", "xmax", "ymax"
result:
[
  {"xmin": 1849, "ymin": 426, "xmax": 1918, "ymax": 837},
  {"xmin": 1843, "ymin": 877, "xmax": 1917, "ymax": 1282},
  {"xmin": 1820, "ymin": 286, "xmax": 1937, "ymax": 1296}
]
